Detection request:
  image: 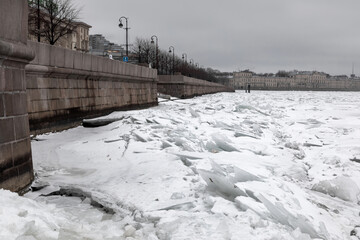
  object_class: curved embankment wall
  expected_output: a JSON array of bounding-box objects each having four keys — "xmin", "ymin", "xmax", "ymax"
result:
[
  {"xmin": 0, "ymin": 0, "xmax": 34, "ymax": 192},
  {"xmin": 26, "ymin": 41, "xmax": 158, "ymax": 134},
  {"xmin": 158, "ymin": 75, "xmax": 234, "ymax": 99}
]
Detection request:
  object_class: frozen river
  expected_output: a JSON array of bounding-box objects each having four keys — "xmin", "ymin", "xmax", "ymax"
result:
[{"xmin": 1, "ymin": 91, "xmax": 360, "ymax": 239}]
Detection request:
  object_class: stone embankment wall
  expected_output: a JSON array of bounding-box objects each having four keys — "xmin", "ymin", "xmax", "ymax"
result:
[
  {"xmin": 26, "ymin": 41, "xmax": 158, "ymax": 134},
  {"xmin": 0, "ymin": 0, "xmax": 34, "ymax": 192},
  {"xmin": 158, "ymin": 75, "xmax": 234, "ymax": 99}
]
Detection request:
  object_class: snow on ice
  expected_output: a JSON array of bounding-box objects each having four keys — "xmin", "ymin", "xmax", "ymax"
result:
[{"xmin": 1, "ymin": 91, "xmax": 360, "ymax": 239}]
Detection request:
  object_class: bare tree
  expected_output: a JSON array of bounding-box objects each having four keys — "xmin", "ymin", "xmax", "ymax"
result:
[
  {"xmin": 132, "ymin": 38, "xmax": 155, "ymax": 66},
  {"xmin": 275, "ymin": 70, "xmax": 290, "ymax": 78},
  {"xmin": 28, "ymin": 0, "xmax": 81, "ymax": 45},
  {"xmin": 132, "ymin": 37, "xmax": 220, "ymax": 82}
]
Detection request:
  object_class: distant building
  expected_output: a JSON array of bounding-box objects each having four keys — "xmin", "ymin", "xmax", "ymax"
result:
[
  {"xmin": 72, "ymin": 22, "xmax": 92, "ymax": 52},
  {"xmin": 89, "ymin": 34, "xmax": 125, "ymax": 60},
  {"xmin": 89, "ymin": 34, "xmax": 109, "ymax": 51},
  {"xmin": 28, "ymin": 7, "xmax": 91, "ymax": 51},
  {"xmin": 232, "ymin": 70, "xmax": 360, "ymax": 91}
]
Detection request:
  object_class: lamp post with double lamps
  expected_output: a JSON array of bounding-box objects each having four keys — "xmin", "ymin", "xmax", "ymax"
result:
[
  {"xmin": 169, "ymin": 46, "xmax": 175, "ymax": 74},
  {"xmin": 150, "ymin": 35, "xmax": 158, "ymax": 70},
  {"xmin": 118, "ymin": 16, "xmax": 129, "ymax": 56}
]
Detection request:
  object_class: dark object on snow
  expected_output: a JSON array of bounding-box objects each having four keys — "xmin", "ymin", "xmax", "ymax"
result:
[
  {"xmin": 350, "ymin": 157, "xmax": 360, "ymax": 164},
  {"xmin": 82, "ymin": 117, "xmax": 124, "ymax": 128},
  {"xmin": 31, "ymin": 183, "xmax": 49, "ymax": 192},
  {"xmin": 350, "ymin": 225, "xmax": 360, "ymax": 236},
  {"xmin": 247, "ymin": 84, "xmax": 251, "ymax": 93}
]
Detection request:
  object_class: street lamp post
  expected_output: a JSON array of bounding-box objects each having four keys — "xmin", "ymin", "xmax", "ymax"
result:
[
  {"xmin": 151, "ymin": 35, "xmax": 158, "ymax": 70},
  {"xmin": 165, "ymin": 55, "xmax": 168, "ymax": 74},
  {"xmin": 37, "ymin": 0, "xmax": 41, "ymax": 42},
  {"xmin": 182, "ymin": 53, "xmax": 187, "ymax": 63},
  {"xmin": 118, "ymin": 16, "xmax": 129, "ymax": 56},
  {"xmin": 169, "ymin": 46, "xmax": 175, "ymax": 75}
]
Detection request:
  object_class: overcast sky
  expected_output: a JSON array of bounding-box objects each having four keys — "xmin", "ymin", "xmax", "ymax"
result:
[{"xmin": 72, "ymin": 0, "xmax": 360, "ymax": 75}]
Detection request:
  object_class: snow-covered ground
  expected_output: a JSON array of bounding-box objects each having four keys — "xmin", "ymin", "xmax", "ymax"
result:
[{"xmin": 1, "ymin": 91, "xmax": 360, "ymax": 240}]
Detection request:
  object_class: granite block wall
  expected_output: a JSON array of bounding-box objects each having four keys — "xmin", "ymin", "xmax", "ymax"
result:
[
  {"xmin": 0, "ymin": 0, "xmax": 34, "ymax": 192},
  {"xmin": 158, "ymin": 75, "xmax": 234, "ymax": 99},
  {"xmin": 26, "ymin": 42, "xmax": 158, "ymax": 134}
]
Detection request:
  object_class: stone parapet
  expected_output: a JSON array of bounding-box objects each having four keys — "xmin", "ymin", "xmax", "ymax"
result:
[
  {"xmin": 26, "ymin": 41, "xmax": 158, "ymax": 134},
  {"xmin": 158, "ymin": 75, "xmax": 234, "ymax": 99}
]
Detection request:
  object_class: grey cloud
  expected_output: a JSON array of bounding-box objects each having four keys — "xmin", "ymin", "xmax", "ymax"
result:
[{"xmin": 73, "ymin": 0, "xmax": 360, "ymax": 75}]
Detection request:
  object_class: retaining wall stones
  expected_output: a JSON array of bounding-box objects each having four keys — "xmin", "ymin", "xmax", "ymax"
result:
[
  {"xmin": 26, "ymin": 41, "xmax": 158, "ymax": 134},
  {"xmin": 158, "ymin": 75, "xmax": 234, "ymax": 99},
  {"xmin": 0, "ymin": 0, "xmax": 35, "ymax": 192}
]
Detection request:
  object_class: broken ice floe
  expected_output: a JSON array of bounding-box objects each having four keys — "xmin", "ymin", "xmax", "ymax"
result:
[
  {"xmin": 257, "ymin": 194, "xmax": 327, "ymax": 239},
  {"xmin": 170, "ymin": 192, "xmax": 186, "ymax": 200},
  {"xmin": 283, "ymin": 141, "xmax": 306, "ymax": 159},
  {"xmin": 158, "ymin": 93, "xmax": 171, "ymax": 100},
  {"xmin": 161, "ymin": 141, "xmax": 173, "ymax": 149},
  {"xmin": 132, "ymin": 131, "xmax": 148, "ymax": 142},
  {"xmin": 234, "ymin": 104, "xmax": 270, "ymax": 116},
  {"xmin": 173, "ymin": 153, "xmax": 203, "ymax": 167},
  {"xmin": 198, "ymin": 160, "xmax": 262, "ymax": 200},
  {"xmin": 285, "ymin": 141, "xmax": 300, "ymax": 150},
  {"xmin": 232, "ymin": 167, "xmax": 263, "ymax": 183},
  {"xmin": 235, "ymin": 195, "xmax": 268, "ymax": 216},
  {"xmin": 251, "ymin": 123, "xmax": 264, "ymax": 136},
  {"xmin": 303, "ymin": 142, "xmax": 323, "ymax": 147},
  {"xmin": 82, "ymin": 117, "xmax": 125, "ymax": 128},
  {"xmin": 104, "ymin": 138, "xmax": 122, "ymax": 143},
  {"xmin": 198, "ymin": 160, "xmax": 330, "ymax": 239},
  {"xmin": 279, "ymin": 163, "xmax": 309, "ymax": 182},
  {"xmin": 294, "ymin": 149, "xmax": 306, "ymax": 160},
  {"xmin": 205, "ymin": 134, "xmax": 239, "ymax": 153},
  {"xmin": 234, "ymin": 131, "xmax": 259, "ymax": 139},
  {"xmin": 189, "ymin": 107, "xmax": 200, "ymax": 118},
  {"xmin": 312, "ymin": 176, "xmax": 360, "ymax": 203},
  {"xmin": 302, "ymin": 135, "xmax": 323, "ymax": 147},
  {"xmin": 152, "ymin": 201, "xmax": 196, "ymax": 211}
]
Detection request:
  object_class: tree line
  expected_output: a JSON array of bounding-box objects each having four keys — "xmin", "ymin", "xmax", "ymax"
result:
[{"xmin": 132, "ymin": 38, "xmax": 223, "ymax": 82}]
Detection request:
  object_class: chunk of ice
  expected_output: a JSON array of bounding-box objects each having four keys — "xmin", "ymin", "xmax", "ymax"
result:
[
  {"xmin": 285, "ymin": 141, "xmax": 300, "ymax": 150},
  {"xmin": 232, "ymin": 166, "xmax": 262, "ymax": 182},
  {"xmin": 123, "ymin": 225, "xmax": 136, "ymax": 237},
  {"xmin": 212, "ymin": 134, "xmax": 239, "ymax": 152},
  {"xmin": 257, "ymin": 194, "xmax": 325, "ymax": 239},
  {"xmin": 312, "ymin": 176, "xmax": 360, "ymax": 203},
  {"xmin": 198, "ymin": 169, "xmax": 247, "ymax": 199},
  {"xmin": 234, "ymin": 131, "xmax": 259, "ymax": 139},
  {"xmin": 189, "ymin": 107, "xmax": 200, "ymax": 118},
  {"xmin": 133, "ymin": 131, "xmax": 147, "ymax": 142},
  {"xmin": 170, "ymin": 192, "xmax": 185, "ymax": 200},
  {"xmin": 205, "ymin": 141, "xmax": 222, "ymax": 153},
  {"xmin": 235, "ymin": 196, "xmax": 268, "ymax": 217}
]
